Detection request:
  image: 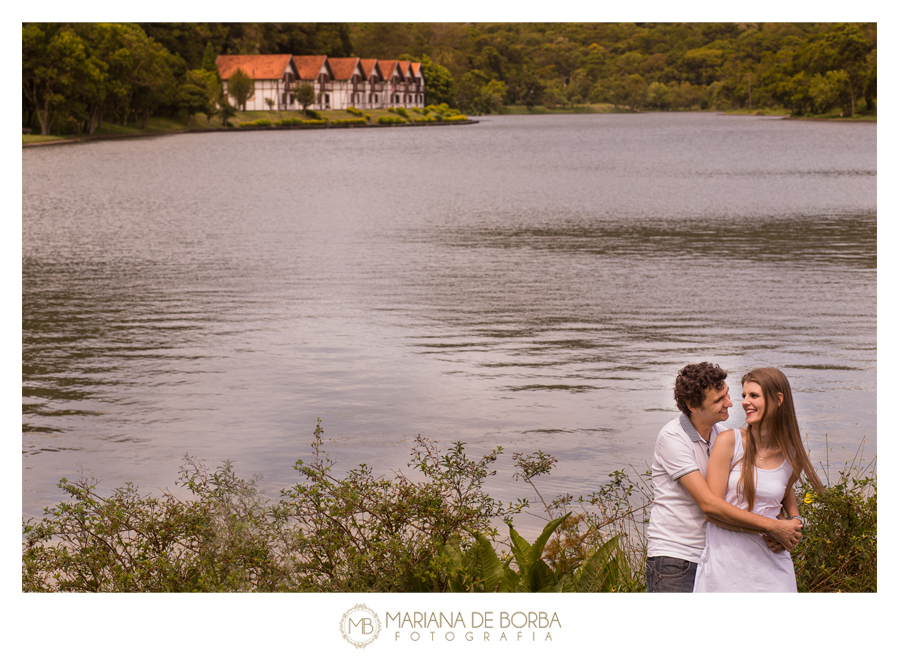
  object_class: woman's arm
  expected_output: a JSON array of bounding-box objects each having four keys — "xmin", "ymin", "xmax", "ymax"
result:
[
  {"xmin": 701, "ymin": 430, "xmax": 757, "ymax": 533},
  {"xmin": 705, "ymin": 428, "xmax": 734, "ymax": 500},
  {"xmin": 781, "ymin": 476, "xmax": 800, "ymax": 518}
]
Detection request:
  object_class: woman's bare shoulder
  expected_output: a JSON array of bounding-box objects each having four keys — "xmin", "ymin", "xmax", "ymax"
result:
[{"xmin": 717, "ymin": 428, "xmax": 737, "ymax": 444}]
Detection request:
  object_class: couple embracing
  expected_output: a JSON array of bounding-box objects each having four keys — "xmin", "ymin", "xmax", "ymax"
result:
[{"xmin": 646, "ymin": 362, "xmax": 824, "ymax": 593}]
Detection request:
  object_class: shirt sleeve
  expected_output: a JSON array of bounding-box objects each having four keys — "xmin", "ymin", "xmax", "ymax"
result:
[{"xmin": 655, "ymin": 428, "xmax": 700, "ymax": 481}]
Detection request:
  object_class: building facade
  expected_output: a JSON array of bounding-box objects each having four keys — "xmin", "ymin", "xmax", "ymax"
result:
[{"xmin": 218, "ymin": 54, "xmax": 424, "ymax": 112}]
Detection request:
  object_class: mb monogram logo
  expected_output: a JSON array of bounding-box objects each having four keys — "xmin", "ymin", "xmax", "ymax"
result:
[{"xmin": 340, "ymin": 604, "xmax": 382, "ymax": 648}]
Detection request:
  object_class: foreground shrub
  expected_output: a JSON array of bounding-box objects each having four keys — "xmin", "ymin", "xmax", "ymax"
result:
[
  {"xmin": 275, "ymin": 425, "xmax": 511, "ymax": 591},
  {"xmin": 23, "ymin": 423, "xmax": 516, "ymax": 592},
  {"xmin": 238, "ymin": 118, "xmax": 272, "ymax": 128},
  {"xmin": 377, "ymin": 115, "xmax": 407, "ymax": 125},
  {"xmin": 21, "ymin": 425, "xmax": 875, "ymax": 593},
  {"xmin": 22, "ymin": 459, "xmax": 286, "ymax": 592},
  {"xmin": 792, "ymin": 442, "xmax": 877, "ymax": 592}
]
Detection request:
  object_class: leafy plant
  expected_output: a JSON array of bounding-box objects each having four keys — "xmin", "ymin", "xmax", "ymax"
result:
[
  {"xmin": 22, "ymin": 423, "xmax": 875, "ymax": 593},
  {"xmin": 22, "ymin": 458, "xmax": 287, "ymax": 592},
  {"xmin": 792, "ymin": 440, "xmax": 877, "ymax": 592}
]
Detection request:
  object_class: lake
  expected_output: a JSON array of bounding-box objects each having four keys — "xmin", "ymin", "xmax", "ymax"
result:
[{"xmin": 22, "ymin": 113, "xmax": 876, "ymax": 531}]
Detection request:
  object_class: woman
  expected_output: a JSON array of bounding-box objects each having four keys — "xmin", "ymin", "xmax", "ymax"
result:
[{"xmin": 693, "ymin": 367, "xmax": 824, "ymax": 592}]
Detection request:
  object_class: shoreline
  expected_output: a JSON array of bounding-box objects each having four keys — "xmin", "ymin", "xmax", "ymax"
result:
[{"xmin": 22, "ymin": 118, "xmax": 480, "ymax": 148}]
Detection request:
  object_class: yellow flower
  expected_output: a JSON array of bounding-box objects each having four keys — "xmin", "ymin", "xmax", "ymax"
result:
[{"xmin": 804, "ymin": 492, "xmax": 815, "ymax": 504}]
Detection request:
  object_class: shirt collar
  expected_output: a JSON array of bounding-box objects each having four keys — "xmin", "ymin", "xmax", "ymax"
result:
[{"xmin": 679, "ymin": 413, "xmax": 721, "ymax": 446}]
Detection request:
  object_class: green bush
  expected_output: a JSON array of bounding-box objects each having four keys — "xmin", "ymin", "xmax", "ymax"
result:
[
  {"xmin": 22, "ymin": 459, "xmax": 287, "ymax": 592},
  {"xmin": 238, "ymin": 118, "xmax": 272, "ymax": 128},
  {"xmin": 377, "ymin": 115, "xmax": 407, "ymax": 125},
  {"xmin": 330, "ymin": 118, "xmax": 368, "ymax": 126},
  {"xmin": 792, "ymin": 443, "xmax": 877, "ymax": 592},
  {"xmin": 21, "ymin": 424, "xmax": 875, "ymax": 593},
  {"xmin": 275, "ymin": 117, "xmax": 326, "ymax": 127},
  {"xmin": 346, "ymin": 106, "xmax": 364, "ymax": 117},
  {"xmin": 395, "ymin": 106, "xmax": 410, "ymax": 118}
]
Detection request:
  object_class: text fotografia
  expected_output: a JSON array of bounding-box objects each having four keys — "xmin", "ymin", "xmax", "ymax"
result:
[{"xmin": 387, "ymin": 611, "xmax": 561, "ymax": 642}]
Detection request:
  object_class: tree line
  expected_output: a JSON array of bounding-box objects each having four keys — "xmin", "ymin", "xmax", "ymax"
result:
[
  {"xmin": 23, "ymin": 22, "xmax": 876, "ymax": 136},
  {"xmin": 349, "ymin": 22, "xmax": 876, "ymax": 116}
]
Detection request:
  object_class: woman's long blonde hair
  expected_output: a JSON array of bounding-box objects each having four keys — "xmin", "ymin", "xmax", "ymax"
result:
[{"xmin": 737, "ymin": 367, "xmax": 824, "ymax": 511}]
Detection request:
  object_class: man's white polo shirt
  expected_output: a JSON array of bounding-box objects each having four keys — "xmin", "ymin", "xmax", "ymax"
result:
[{"xmin": 647, "ymin": 414, "xmax": 726, "ymax": 563}]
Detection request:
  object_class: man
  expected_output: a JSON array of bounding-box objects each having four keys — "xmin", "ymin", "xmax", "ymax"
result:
[{"xmin": 645, "ymin": 362, "xmax": 803, "ymax": 593}]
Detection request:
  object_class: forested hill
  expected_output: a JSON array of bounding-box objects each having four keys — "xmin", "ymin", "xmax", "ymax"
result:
[
  {"xmin": 347, "ymin": 22, "xmax": 876, "ymax": 116},
  {"xmin": 142, "ymin": 22, "xmax": 876, "ymax": 116},
  {"xmin": 23, "ymin": 22, "xmax": 876, "ymax": 136}
]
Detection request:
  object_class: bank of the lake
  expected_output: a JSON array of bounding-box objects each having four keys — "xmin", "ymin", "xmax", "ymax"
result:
[
  {"xmin": 22, "ymin": 107, "xmax": 476, "ymax": 146},
  {"xmin": 24, "ymin": 103, "xmax": 876, "ymax": 147}
]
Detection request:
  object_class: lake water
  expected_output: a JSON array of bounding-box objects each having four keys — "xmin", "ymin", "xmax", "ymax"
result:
[{"xmin": 22, "ymin": 113, "xmax": 876, "ymax": 531}]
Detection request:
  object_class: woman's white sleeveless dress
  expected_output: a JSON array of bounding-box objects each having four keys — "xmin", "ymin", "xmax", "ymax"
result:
[{"xmin": 693, "ymin": 432, "xmax": 797, "ymax": 592}]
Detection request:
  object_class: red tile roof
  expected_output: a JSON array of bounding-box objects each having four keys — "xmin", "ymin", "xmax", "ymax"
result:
[
  {"xmin": 292, "ymin": 55, "xmax": 330, "ymax": 80},
  {"xmin": 359, "ymin": 58, "xmax": 382, "ymax": 80},
  {"xmin": 411, "ymin": 62, "xmax": 422, "ymax": 77},
  {"xmin": 379, "ymin": 60, "xmax": 400, "ymax": 80},
  {"xmin": 327, "ymin": 57, "xmax": 362, "ymax": 81},
  {"xmin": 397, "ymin": 61, "xmax": 411, "ymax": 78},
  {"xmin": 216, "ymin": 55, "xmax": 293, "ymax": 80}
]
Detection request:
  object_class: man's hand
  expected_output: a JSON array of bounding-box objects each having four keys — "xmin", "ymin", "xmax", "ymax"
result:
[
  {"xmin": 766, "ymin": 517, "xmax": 802, "ymax": 551},
  {"xmin": 761, "ymin": 534, "xmax": 786, "ymax": 553}
]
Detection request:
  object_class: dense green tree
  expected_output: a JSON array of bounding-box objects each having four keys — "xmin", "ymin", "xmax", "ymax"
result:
[
  {"xmin": 201, "ymin": 41, "xmax": 219, "ymax": 73},
  {"xmin": 217, "ymin": 96, "xmax": 237, "ymax": 126},
  {"xmin": 175, "ymin": 85, "xmax": 207, "ymax": 127},
  {"xmin": 22, "ymin": 23, "xmax": 104, "ymax": 135},
  {"xmin": 810, "ymin": 70, "xmax": 851, "ymax": 115},
  {"xmin": 173, "ymin": 69, "xmax": 219, "ymax": 127},
  {"xmin": 292, "ymin": 82, "xmax": 316, "ymax": 113},
  {"xmin": 225, "ymin": 67, "xmax": 254, "ymax": 111},
  {"xmin": 420, "ymin": 55, "xmax": 455, "ymax": 106}
]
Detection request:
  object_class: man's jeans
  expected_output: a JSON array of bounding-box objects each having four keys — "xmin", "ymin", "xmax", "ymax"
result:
[{"xmin": 646, "ymin": 556, "xmax": 697, "ymax": 593}]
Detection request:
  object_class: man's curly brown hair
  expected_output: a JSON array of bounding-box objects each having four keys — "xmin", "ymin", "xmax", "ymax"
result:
[{"xmin": 674, "ymin": 362, "xmax": 728, "ymax": 416}]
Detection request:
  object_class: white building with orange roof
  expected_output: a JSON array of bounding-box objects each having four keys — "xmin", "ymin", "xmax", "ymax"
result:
[
  {"xmin": 378, "ymin": 60, "xmax": 401, "ymax": 106},
  {"xmin": 359, "ymin": 59, "xmax": 385, "ymax": 109},
  {"xmin": 396, "ymin": 61, "xmax": 413, "ymax": 106},
  {"xmin": 411, "ymin": 62, "xmax": 425, "ymax": 107},
  {"xmin": 217, "ymin": 53, "xmax": 426, "ymax": 112},
  {"xmin": 292, "ymin": 55, "xmax": 335, "ymax": 110},
  {"xmin": 216, "ymin": 54, "xmax": 298, "ymax": 112},
  {"xmin": 327, "ymin": 57, "xmax": 367, "ymax": 109}
]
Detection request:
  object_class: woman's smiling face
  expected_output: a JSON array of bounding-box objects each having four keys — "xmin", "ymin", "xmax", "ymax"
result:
[{"xmin": 742, "ymin": 381, "xmax": 766, "ymax": 425}]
